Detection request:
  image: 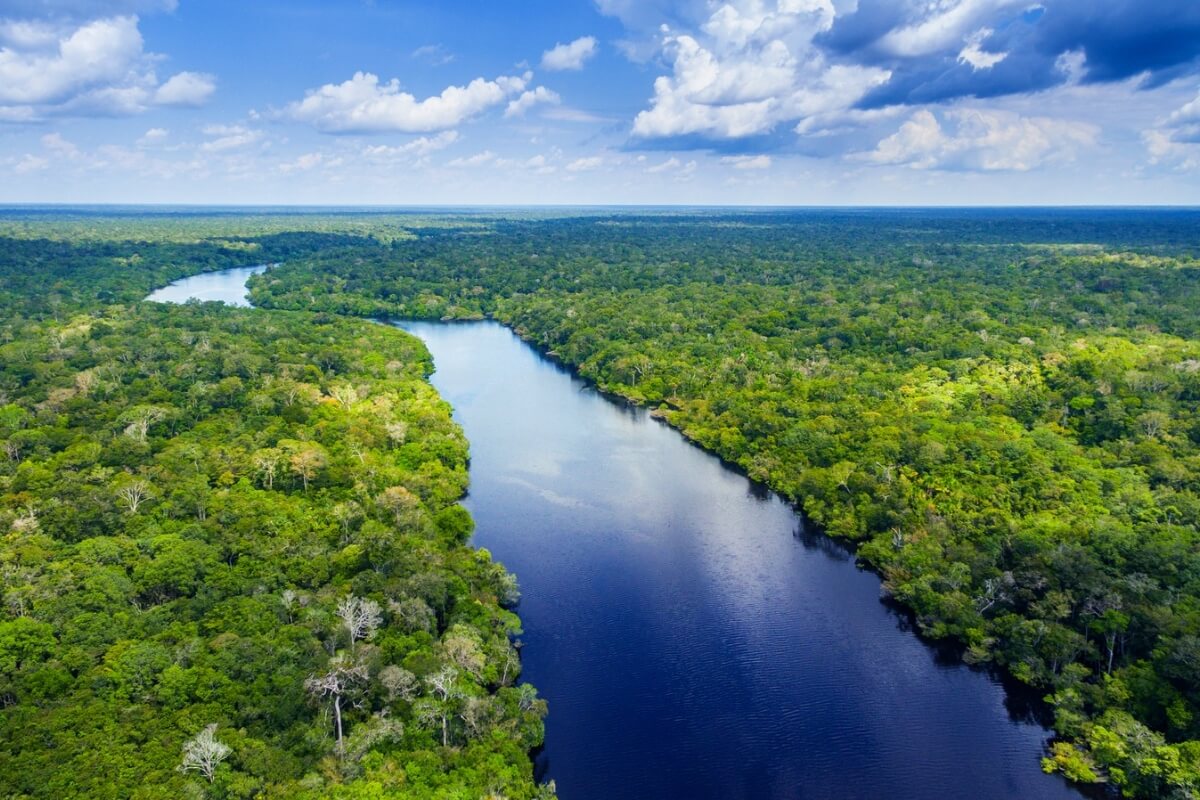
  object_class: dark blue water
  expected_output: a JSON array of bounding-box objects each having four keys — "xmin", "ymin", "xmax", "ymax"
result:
[
  {"xmin": 399, "ymin": 320, "xmax": 1084, "ymax": 800},
  {"xmin": 148, "ymin": 268, "xmax": 1083, "ymax": 800}
]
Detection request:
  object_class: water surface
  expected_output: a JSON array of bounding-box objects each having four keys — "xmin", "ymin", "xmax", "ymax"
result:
[
  {"xmin": 400, "ymin": 320, "xmax": 1083, "ymax": 800},
  {"xmin": 145, "ymin": 264, "xmax": 268, "ymax": 306},
  {"xmin": 147, "ymin": 267, "xmax": 1083, "ymax": 800}
]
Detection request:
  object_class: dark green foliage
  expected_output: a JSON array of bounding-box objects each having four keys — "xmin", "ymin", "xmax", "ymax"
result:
[
  {"xmin": 249, "ymin": 208, "xmax": 1200, "ymax": 796},
  {"xmin": 0, "ymin": 237, "xmax": 548, "ymax": 798}
]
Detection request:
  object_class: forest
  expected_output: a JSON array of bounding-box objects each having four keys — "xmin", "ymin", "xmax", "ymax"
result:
[
  {"xmin": 3, "ymin": 206, "xmax": 1200, "ymax": 798},
  {"xmin": 0, "ymin": 216, "xmax": 551, "ymax": 799},
  {"xmin": 245, "ymin": 208, "xmax": 1200, "ymax": 798}
]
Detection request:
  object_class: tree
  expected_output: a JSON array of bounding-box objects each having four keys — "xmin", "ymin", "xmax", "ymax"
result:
[
  {"xmin": 378, "ymin": 665, "xmax": 418, "ymax": 703},
  {"xmin": 178, "ymin": 724, "xmax": 231, "ymax": 783},
  {"xmin": 120, "ymin": 405, "xmax": 168, "ymax": 444},
  {"xmin": 377, "ymin": 485, "xmax": 420, "ymax": 528},
  {"xmin": 337, "ymin": 595, "xmax": 382, "ymax": 653},
  {"xmin": 252, "ymin": 448, "xmax": 282, "ymax": 489},
  {"xmin": 283, "ymin": 441, "xmax": 326, "ymax": 491},
  {"xmin": 115, "ymin": 479, "xmax": 152, "ymax": 515},
  {"xmin": 305, "ymin": 655, "xmax": 370, "ymax": 756}
]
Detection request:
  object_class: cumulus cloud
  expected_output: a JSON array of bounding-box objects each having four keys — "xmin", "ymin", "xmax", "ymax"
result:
[
  {"xmin": 859, "ymin": 108, "xmax": 1098, "ymax": 171},
  {"xmin": 541, "ymin": 36, "xmax": 598, "ymax": 71},
  {"xmin": 0, "ymin": 14, "xmax": 216, "ymax": 119},
  {"xmin": 285, "ymin": 71, "xmax": 529, "ymax": 134},
  {"xmin": 154, "ymin": 71, "xmax": 215, "ymax": 106},
  {"xmin": 505, "ymin": 86, "xmax": 560, "ymax": 117},
  {"xmin": 630, "ymin": 1, "xmax": 889, "ymax": 141}
]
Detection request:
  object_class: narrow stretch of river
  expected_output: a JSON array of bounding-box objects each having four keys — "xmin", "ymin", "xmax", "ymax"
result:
[{"xmin": 149, "ymin": 268, "xmax": 1084, "ymax": 800}]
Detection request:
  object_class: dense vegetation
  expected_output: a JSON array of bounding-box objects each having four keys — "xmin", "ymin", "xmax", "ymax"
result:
[
  {"xmin": 0, "ymin": 221, "xmax": 551, "ymax": 798},
  {"xmin": 246, "ymin": 209, "xmax": 1200, "ymax": 798}
]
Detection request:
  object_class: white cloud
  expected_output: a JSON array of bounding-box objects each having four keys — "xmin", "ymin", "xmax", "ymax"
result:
[
  {"xmin": 721, "ymin": 154, "xmax": 772, "ymax": 169},
  {"xmin": 541, "ymin": 36, "xmax": 598, "ymax": 71},
  {"xmin": 879, "ymin": 0, "xmax": 1025, "ymax": 58},
  {"xmin": 14, "ymin": 153, "xmax": 48, "ymax": 174},
  {"xmin": 201, "ymin": 124, "xmax": 263, "ymax": 152},
  {"xmin": 1143, "ymin": 90, "xmax": 1200, "ymax": 170},
  {"xmin": 154, "ymin": 71, "xmax": 215, "ymax": 106},
  {"xmin": 957, "ymin": 28, "xmax": 1006, "ymax": 71},
  {"xmin": 566, "ymin": 155, "xmax": 603, "ymax": 172},
  {"xmin": 0, "ymin": 16, "xmax": 144, "ymax": 105},
  {"xmin": 137, "ymin": 127, "xmax": 168, "ymax": 146},
  {"xmin": 363, "ymin": 131, "xmax": 460, "ymax": 160},
  {"xmin": 645, "ymin": 156, "xmax": 682, "ymax": 173},
  {"xmin": 41, "ymin": 132, "xmax": 79, "ymax": 158},
  {"xmin": 505, "ymin": 86, "xmax": 560, "ymax": 117},
  {"xmin": 279, "ymin": 152, "xmax": 330, "ymax": 174},
  {"xmin": 1143, "ymin": 130, "xmax": 1199, "ymax": 171},
  {"xmin": 1055, "ymin": 49, "xmax": 1088, "ymax": 85},
  {"xmin": 0, "ymin": 15, "xmax": 214, "ymax": 118},
  {"xmin": 1166, "ymin": 90, "xmax": 1200, "ymax": 127},
  {"xmin": 860, "ymin": 109, "xmax": 1099, "ymax": 172},
  {"xmin": 411, "ymin": 43, "xmax": 454, "ymax": 66},
  {"xmin": 446, "ymin": 150, "xmax": 496, "ymax": 168},
  {"xmin": 286, "ymin": 71, "xmax": 529, "ymax": 133},
  {"xmin": 542, "ymin": 106, "xmax": 612, "ymax": 123},
  {"xmin": 630, "ymin": 3, "xmax": 888, "ymax": 140},
  {"xmin": 644, "ymin": 156, "xmax": 697, "ymax": 176}
]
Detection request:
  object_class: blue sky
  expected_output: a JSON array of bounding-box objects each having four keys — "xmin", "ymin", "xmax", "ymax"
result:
[{"xmin": 1, "ymin": 0, "xmax": 1199, "ymax": 205}]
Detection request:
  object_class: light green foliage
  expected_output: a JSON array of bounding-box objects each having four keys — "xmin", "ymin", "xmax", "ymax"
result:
[
  {"xmin": 0, "ymin": 236, "xmax": 547, "ymax": 797},
  {"xmin": 249, "ymin": 209, "xmax": 1200, "ymax": 795}
]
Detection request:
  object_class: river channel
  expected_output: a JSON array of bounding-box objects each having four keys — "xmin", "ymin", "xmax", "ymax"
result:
[{"xmin": 151, "ymin": 267, "xmax": 1084, "ymax": 800}]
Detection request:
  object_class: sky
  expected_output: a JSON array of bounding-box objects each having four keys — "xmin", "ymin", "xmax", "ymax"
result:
[{"xmin": 1, "ymin": 0, "xmax": 1199, "ymax": 205}]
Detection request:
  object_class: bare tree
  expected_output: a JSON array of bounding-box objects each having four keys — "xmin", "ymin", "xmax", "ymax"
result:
[
  {"xmin": 415, "ymin": 665, "xmax": 460, "ymax": 747},
  {"xmin": 329, "ymin": 384, "xmax": 360, "ymax": 409},
  {"xmin": 252, "ymin": 449, "xmax": 282, "ymax": 490},
  {"xmin": 337, "ymin": 596, "xmax": 382, "ymax": 652},
  {"xmin": 281, "ymin": 589, "xmax": 302, "ymax": 623},
  {"xmin": 305, "ymin": 655, "xmax": 370, "ymax": 755},
  {"xmin": 116, "ymin": 479, "xmax": 152, "ymax": 515},
  {"xmin": 378, "ymin": 665, "xmax": 418, "ymax": 703},
  {"xmin": 9, "ymin": 505, "xmax": 38, "ymax": 535},
  {"xmin": 385, "ymin": 421, "xmax": 408, "ymax": 446},
  {"xmin": 121, "ymin": 405, "xmax": 168, "ymax": 444},
  {"xmin": 178, "ymin": 724, "xmax": 231, "ymax": 783}
]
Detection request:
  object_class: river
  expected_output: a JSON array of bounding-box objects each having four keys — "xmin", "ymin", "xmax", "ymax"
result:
[{"xmin": 150, "ymin": 267, "xmax": 1085, "ymax": 800}]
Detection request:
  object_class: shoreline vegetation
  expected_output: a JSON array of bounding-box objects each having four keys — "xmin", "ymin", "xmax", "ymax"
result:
[
  {"xmin": 2, "ymin": 207, "xmax": 1200, "ymax": 797},
  {"xmin": 0, "ymin": 219, "xmax": 553, "ymax": 798}
]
